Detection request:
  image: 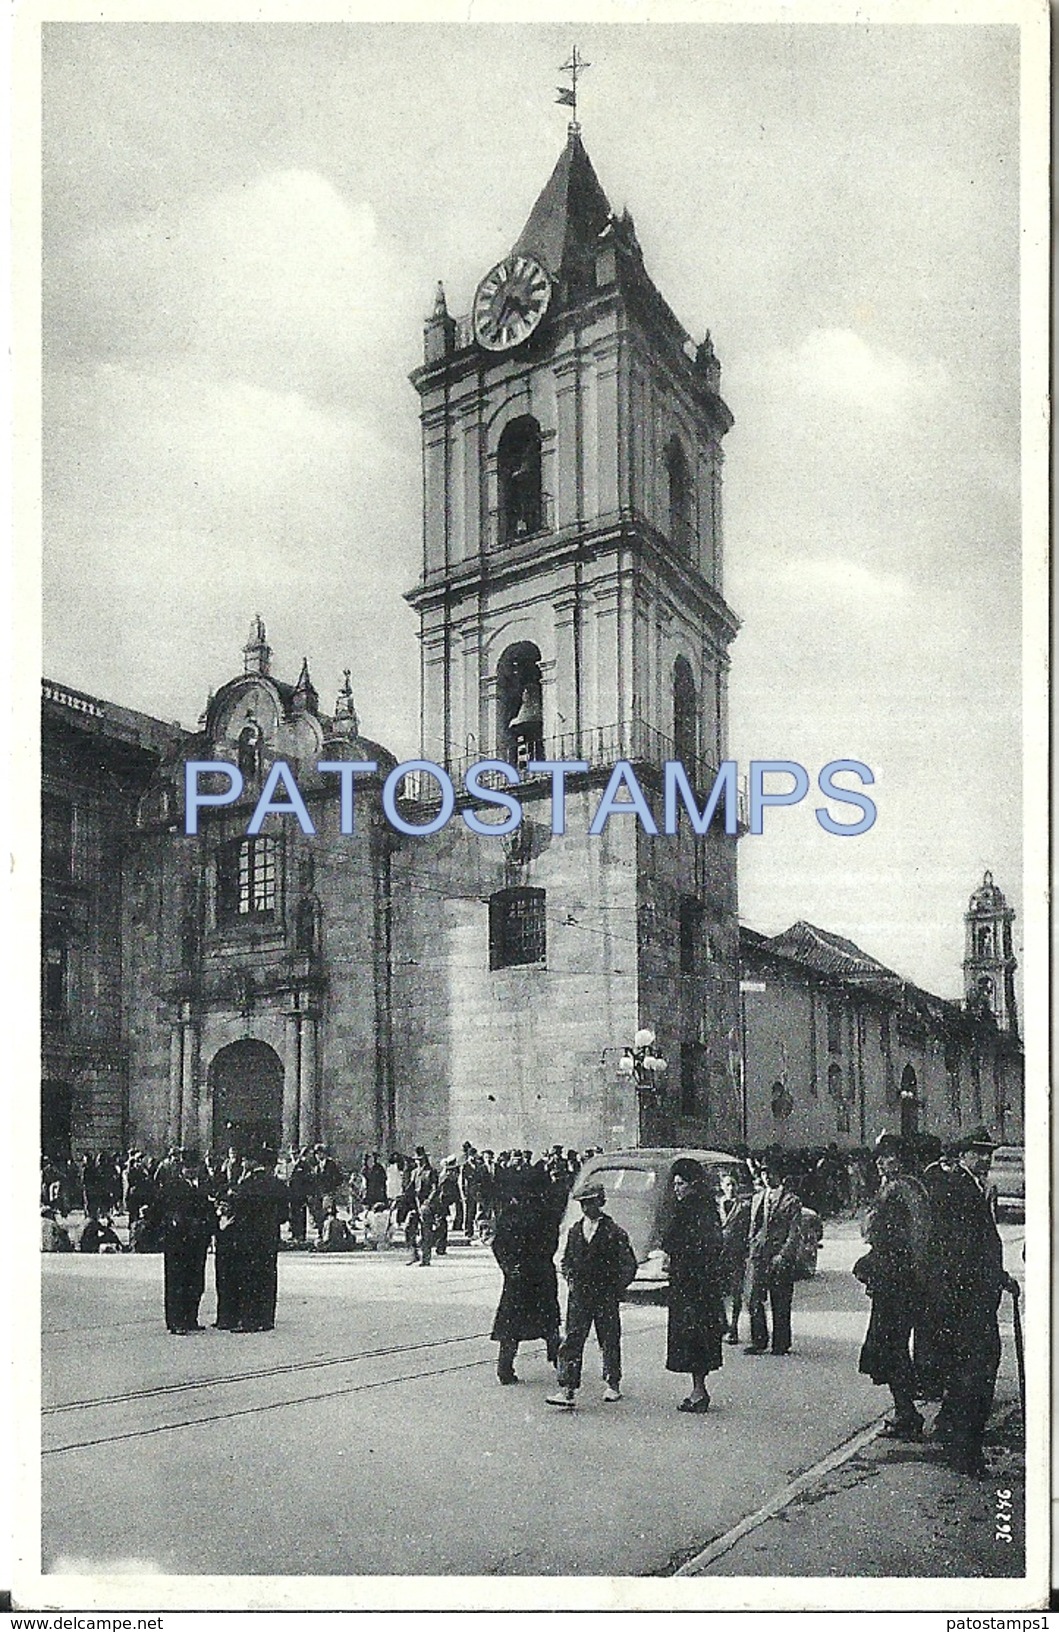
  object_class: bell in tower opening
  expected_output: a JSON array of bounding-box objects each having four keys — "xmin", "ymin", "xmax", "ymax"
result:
[{"xmin": 497, "ymin": 642, "xmax": 544, "ymax": 768}]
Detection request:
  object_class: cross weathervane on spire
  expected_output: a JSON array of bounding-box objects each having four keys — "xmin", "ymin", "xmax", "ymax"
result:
[{"xmin": 556, "ymin": 46, "xmax": 590, "ymax": 133}]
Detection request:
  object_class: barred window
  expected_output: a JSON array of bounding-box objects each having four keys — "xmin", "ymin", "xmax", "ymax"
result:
[
  {"xmin": 218, "ymin": 837, "xmax": 277, "ymax": 921},
  {"xmin": 42, "ymin": 795, "xmax": 73, "ymax": 880},
  {"xmin": 489, "ymin": 887, "xmax": 546, "ymax": 969}
]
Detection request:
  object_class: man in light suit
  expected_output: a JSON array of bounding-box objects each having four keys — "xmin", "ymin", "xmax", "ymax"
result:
[{"xmin": 744, "ymin": 1152, "xmax": 803, "ymax": 1355}]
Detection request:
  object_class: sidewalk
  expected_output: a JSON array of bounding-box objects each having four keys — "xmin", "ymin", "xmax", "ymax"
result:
[{"xmin": 682, "ymin": 1390, "xmax": 1026, "ymax": 1580}]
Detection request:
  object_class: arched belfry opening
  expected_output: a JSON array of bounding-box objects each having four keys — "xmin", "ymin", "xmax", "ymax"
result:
[
  {"xmin": 497, "ymin": 417, "xmax": 544, "ymax": 542},
  {"xmin": 209, "ymin": 1039, "xmax": 283, "ymax": 1157},
  {"xmin": 673, "ymin": 656, "xmax": 698, "ymax": 768},
  {"xmin": 496, "ymin": 642, "xmax": 544, "ymax": 769}
]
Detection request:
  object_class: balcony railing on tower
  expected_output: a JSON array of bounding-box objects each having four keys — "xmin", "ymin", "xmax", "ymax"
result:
[{"xmin": 398, "ymin": 718, "xmax": 747, "ymax": 827}]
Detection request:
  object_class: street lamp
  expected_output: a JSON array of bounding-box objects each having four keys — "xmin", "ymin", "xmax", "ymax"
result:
[{"xmin": 617, "ymin": 1028, "xmax": 668, "ymax": 1144}]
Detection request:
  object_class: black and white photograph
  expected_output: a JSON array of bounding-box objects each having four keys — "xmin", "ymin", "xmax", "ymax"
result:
[{"xmin": 17, "ymin": 0, "xmax": 1048, "ymax": 1611}]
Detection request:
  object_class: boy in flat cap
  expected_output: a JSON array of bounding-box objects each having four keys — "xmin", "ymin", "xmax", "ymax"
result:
[{"xmin": 546, "ymin": 1182, "xmax": 638, "ymax": 1408}]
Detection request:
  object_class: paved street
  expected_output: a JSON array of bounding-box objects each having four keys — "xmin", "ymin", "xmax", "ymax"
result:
[{"xmin": 42, "ymin": 1222, "xmax": 1025, "ymax": 1578}]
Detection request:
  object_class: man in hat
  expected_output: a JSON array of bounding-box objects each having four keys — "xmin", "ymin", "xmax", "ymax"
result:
[
  {"xmin": 546, "ymin": 1181, "xmax": 638, "ymax": 1408},
  {"xmin": 407, "ymin": 1148, "xmax": 440, "ymax": 1266},
  {"xmin": 228, "ymin": 1147, "xmax": 290, "ymax": 1332},
  {"xmin": 854, "ymin": 1134, "xmax": 931, "ymax": 1438},
  {"xmin": 743, "ymin": 1151, "xmax": 803, "ymax": 1356},
  {"xmin": 159, "ymin": 1151, "xmax": 215, "ymax": 1334},
  {"xmin": 927, "ymin": 1125, "xmax": 1016, "ymax": 1474}
]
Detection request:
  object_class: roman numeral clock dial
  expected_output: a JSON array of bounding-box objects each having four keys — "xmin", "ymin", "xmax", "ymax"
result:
[{"xmin": 472, "ymin": 254, "xmax": 552, "ymax": 351}]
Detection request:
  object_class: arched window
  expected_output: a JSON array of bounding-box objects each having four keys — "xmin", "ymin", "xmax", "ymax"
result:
[
  {"xmin": 666, "ymin": 436, "xmax": 693, "ymax": 555},
  {"xmin": 238, "ymin": 721, "xmax": 262, "ymax": 780},
  {"xmin": 496, "ymin": 642, "xmax": 544, "ymax": 768},
  {"xmin": 498, "ymin": 417, "xmax": 543, "ymax": 542},
  {"xmin": 771, "ymin": 1081, "xmax": 793, "ymax": 1121},
  {"xmin": 673, "ymin": 657, "xmax": 697, "ymax": 769}
]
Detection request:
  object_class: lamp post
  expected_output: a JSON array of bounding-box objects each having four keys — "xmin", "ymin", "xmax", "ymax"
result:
[{"xmin": 617, "ymin": 1027, "xmax": 668, "ymax": 1146}]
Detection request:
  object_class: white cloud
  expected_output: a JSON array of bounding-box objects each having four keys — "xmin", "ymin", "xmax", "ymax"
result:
[
  {"xmin": 789, "ymin": 557, "xmax": 909, "ymax": 605},
  {"xmin": 760, "ymin": 327, "xmax": 947, "ymax": 417},
  {"xmin": 46, "ymin": 169, "xmax": 419, "ymax": 410}
]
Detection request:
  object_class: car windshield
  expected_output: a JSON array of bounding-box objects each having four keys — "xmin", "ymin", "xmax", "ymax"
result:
[{"xmin": 588, "ymin": 1167, "xmax": 656, "ymax": 1193}]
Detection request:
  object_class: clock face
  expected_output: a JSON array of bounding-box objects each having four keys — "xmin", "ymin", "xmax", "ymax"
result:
[{"xmin": 472, "ymin": 255, "xmax": 552, "ymax": 352}]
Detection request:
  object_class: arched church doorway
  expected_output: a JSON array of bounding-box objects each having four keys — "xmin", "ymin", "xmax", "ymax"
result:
[{"xmin": 209, "ymin": 1040, "xmax": 283, "ymax": 1158}]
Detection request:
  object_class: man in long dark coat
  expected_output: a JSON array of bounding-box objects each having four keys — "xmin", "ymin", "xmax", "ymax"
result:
[
  {"xmin": 160, "ymin": 1154, "xmax": 215, "ymax": 1335},
  {"xmin": 229, "ymin": 1148, "xmax": 289, "ymax": 1332},
  {"xmin": 853, "ymin": 1133, "xmax": 930, "ymax": 1438},
  {"xmin": 926, "ymin": 1125, "xmax": 1016, "ymax": 1474},
  {"xmin": 662, "ymin": 1157, "xmax": 725, "ymax": 1412},
  {"xmin": 490, "ymin": 1175, "xmax": 561, "ymax": 1384}
]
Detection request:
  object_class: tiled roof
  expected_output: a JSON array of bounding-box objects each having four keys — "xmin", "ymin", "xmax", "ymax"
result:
[{"xmin": 766, "ymin": 920, "xmax": 900, "ymax": 984}]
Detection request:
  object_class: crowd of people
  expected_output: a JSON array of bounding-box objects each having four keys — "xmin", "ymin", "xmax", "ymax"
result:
[
  {"xmin": 852, "ymin": 1123, "xmax": 1017, "ymax": 1476},
  {"xmin": 41, "ymin": 1124, "xmax": 1016, "ymax": 1474}
]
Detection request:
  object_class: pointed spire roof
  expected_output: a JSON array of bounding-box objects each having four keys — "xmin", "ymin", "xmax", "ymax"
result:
[
  {"xmin": 292, "ymin": 656, "xmax": 318, "ymax": 716},
  {"xmin": 512, "ymin": 129, "xmax": 614, "ymax": 281}
]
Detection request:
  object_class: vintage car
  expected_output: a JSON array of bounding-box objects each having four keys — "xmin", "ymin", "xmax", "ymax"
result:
[
  {"xmin": 990, "ymin": 1145, "xmax": 1025, "ymax": 1221},
  {"xmin": 560, "ymin": 1148, "xmax": 822, "ymax": 1287}
]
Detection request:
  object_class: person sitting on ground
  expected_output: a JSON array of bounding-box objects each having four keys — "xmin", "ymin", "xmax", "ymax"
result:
[
  {"xmin": 41, "ymin": 1206, "xmax": 73, "ymax": 1252},
  {"xmin": 79, "ymin": 1214, "xmax": 122, "ymax": 1253},
  {"xmin": 316, "ymin": 1200, "xmax": 354, "ymax": 1252}
]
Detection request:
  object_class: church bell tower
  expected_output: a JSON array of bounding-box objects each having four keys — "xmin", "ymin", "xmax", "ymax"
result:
[
  {"xmin": 399, "ymin": 109, "xmax": 742, "ymax": 1150},
  {"xmin": 963, "ymin": 870, "xmax": 1018, "ymax": 1036},
  {"xmin": 407, "ymin": 123, "xmax": 738, "ymax": 777}
]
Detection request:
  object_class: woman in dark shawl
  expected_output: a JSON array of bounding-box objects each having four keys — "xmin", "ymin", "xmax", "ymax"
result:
[
  {"xmin": 489, "ymin": 1172, "xmax": 562, "ymax": 1384},
  {"xmin": 854, "ymin": 1133, "xmax": 930, "ymax": 1439},
  {"xmin": 662, "ymin": 1157, "xmax": 725, "ymax": 1412}
]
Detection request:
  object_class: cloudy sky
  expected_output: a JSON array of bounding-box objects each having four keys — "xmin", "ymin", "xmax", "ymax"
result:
[{"xmin": 40, "ymin": 18, "xmax": 1024, "ymax": 1000}]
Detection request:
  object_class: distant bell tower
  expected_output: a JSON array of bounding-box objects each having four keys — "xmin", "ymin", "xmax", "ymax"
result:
[{"xmin": 963, "ymin": 871, "xmax": 1018, "ymax": 1036}]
